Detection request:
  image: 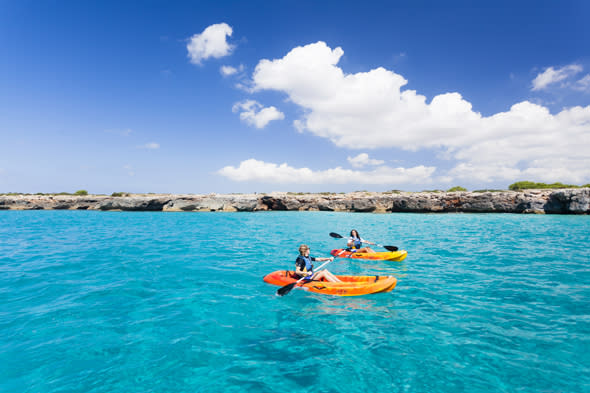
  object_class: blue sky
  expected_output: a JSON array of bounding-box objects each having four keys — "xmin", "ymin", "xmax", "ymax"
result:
[{"xmin": 1, "ymin": 0, "xmax": 589, "ymax": 194}]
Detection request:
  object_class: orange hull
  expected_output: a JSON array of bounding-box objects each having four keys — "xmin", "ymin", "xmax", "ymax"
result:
[
  {"xmin": 331, "ymin": 249, "xmax": 408, "ymax": 261},
  {"xmin": 263, "ymin": 270, "xmax": 397, "ymax": 296}
]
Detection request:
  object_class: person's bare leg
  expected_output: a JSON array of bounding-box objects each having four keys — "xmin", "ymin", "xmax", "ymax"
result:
[
  {"xmin": 326, "ymin": 270, "xmax": 341, "ymax": 282},
  {"xmin": 361, "ymin": 247, "xmax": 376, "ymax": 253},
  {"xmin": 317, "ymin": 270, "xmax": 341, "ymax": 282}
]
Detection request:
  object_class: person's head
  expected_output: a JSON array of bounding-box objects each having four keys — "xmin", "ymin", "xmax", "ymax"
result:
[
  {"xmin": 298, "ymin": 244, "xmax": 310, "ymax": 256},
  {"xmin": 350, "ymin": 229, "xmax": 360, "ymax": 238}
]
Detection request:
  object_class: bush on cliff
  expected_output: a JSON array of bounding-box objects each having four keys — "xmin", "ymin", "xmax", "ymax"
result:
[
  {"xmin": 447, "ymin": 186, "xmax": 467, "ymax": 192},
  {"xmin": 111, "ymin": 192, "xmax": 129, "ymax": 197},
  {"xmin": 74, "ymin": 190, "xmax": 88, "ymax": 195},
  {"xmin": 509, "ymin": 181, "xmax": 580, "ymax": 190}
]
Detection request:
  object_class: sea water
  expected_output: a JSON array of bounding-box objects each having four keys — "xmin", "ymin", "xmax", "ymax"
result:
[{"xmin": 0, "ymin": 211, "xmax": 589, "ymax": 393}]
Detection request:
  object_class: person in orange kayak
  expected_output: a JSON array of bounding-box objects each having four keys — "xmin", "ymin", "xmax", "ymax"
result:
[
  {"xmin": 347, "ymin": 229, "xmax": 376, "ymax": 253},
  {"xmin": 295, "ymin": 244, "xmax": 341, "ymax": 282}
]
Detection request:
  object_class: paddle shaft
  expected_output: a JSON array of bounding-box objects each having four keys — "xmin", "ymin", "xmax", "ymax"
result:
[
  {"xmin": 295, "ymin": 257, "xmax": 333, "ymax": 283},
  {"xmin": 276, "ymin": 250, "xmax": 344, "ymax": 296}
]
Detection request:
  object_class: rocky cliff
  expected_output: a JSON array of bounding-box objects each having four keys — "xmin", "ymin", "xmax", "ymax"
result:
[{"xmin": 1, "ymin": 189, "xmax": 589, "ymax": 214}]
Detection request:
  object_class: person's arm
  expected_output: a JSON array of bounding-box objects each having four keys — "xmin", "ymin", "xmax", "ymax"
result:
[
  {"xmin": 315, "ymin": 257, "xmax": 334, "ymax": 262},
  {"xmin": 295, "ymin": 265, "xmax": 309, "ymax": 277},
  {"xmin": 361, "ymin": 238, "xmax": 375, "ymax": 245}
]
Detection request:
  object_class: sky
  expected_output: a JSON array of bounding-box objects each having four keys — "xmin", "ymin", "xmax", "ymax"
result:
[{"xmin": 1, "ymin": 0, "xmax": 589, "ymax": 194}]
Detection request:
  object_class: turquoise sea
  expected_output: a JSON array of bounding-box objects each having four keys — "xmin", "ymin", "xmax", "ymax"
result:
[{"xmin": 1, "ymin": 211, "xmax": 589, "ymax": 393}]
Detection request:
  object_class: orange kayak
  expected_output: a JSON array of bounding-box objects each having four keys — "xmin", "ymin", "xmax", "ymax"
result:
[
  {"xmin": 263, "ymin": 270, "xmax": 397, "ymax": 296},
  {"xmin": 331, "ymin": 248, "xmax": 408, "ymax": 261}
]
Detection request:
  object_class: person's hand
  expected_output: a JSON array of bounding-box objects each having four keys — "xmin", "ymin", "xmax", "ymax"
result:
[{"xmin": 330, "ymin": 257, "xmax": 334, "ymax": 261}]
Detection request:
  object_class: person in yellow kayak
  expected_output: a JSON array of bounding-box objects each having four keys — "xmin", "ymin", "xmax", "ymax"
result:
[
  {"xmin": 346, "ymin": 229, "xmax": 376, "ymax": 253},
  {"xmin": 295, "ymin": 244, "xmax": 341, "ymax": 282}
]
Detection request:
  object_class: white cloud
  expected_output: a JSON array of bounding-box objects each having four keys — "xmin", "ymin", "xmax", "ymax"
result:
[
  {"xmin": 573, "ymin": 74, "xmax": 590, "ymax": 92},
  {"xmin": 248, "ymin": 42, "xmax": 590, "ymax": 185},
  {"xmin": 531, "ymin": 64, "xmax": 583, "ymax": 91},
  {"xmin": 218, "ymin": 158, "xmax": 435, "ymax": 184},
  {"xmin": 187, "ymin": 23, "xmax": 234, "ymax": 65},
  {"xmin": 232, "ymin": 100, "xmax": 285, "ymax": 128},
  {"xmin": 220, "ymin": 64, "xmax": 244, "ymax": 76},
  {"xmin": 139, "ymin": 142, "xmax": 160, "ymax": 149},
  {"xmin": 347, "ymin": 153, "xmax": 385, "ymax": 168}
]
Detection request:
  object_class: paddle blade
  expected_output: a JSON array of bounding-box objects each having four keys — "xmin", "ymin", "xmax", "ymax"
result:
[
  {"xmin": 329, "ymin": 232, "xmax": 343, "ymax": 238},
  {"xmin": 384, "ymin": 246, "xmax": 399, "ymax": 251},
  {"xmin": 276, "ymin": 282, "xmax": 297, "ymax": 296}
]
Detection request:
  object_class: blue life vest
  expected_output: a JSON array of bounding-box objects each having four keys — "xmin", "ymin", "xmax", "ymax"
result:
[
  {"xmin": 296, "ymin": 255, "xmax": 314, "ymax": 273},
  {"xmin": 351, "ymin": 237, "xmax": 362, "ymax": 249}
]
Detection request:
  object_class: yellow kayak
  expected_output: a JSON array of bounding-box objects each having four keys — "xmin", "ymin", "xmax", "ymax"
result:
[{"xmin": 330, "ymin": 248, "xmax": 408, "ymax": 261}]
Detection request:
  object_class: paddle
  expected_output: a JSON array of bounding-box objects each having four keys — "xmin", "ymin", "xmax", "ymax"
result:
[
  {"xmin": 329, "ymin": 232, "xmax": 399, "ymax": 251},
  {"xmin": 276, "ymin": 256, "xmax": 336, "ymax": 297}
]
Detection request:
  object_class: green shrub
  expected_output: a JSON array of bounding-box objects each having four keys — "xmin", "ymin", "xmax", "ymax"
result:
[
  {"xmin": 111, "ymin": 192, "xmax": 128, "ymax": 197},
  {"xmin": 509, "ymin": 181, "xmax": 579, "ymax": 190},
  {"xmin": 447, "ymin": 186, "xmax": 467, "ymax": 192},
  {"xmin": 74, "ymin": 190, "xmax": 88, "ymax": 196}
]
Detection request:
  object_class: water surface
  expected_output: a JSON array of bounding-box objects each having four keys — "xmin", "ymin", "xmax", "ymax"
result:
[{"xmin": 1, "ymin": 211, "xmax": 589, "ymax": 392}]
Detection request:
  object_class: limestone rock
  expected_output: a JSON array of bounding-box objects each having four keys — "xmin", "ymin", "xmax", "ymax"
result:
[{"xmin": 1, "ymin": 189, "xmax": 588, "ymax": 214}]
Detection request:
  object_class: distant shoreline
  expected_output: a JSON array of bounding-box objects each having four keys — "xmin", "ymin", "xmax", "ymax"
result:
[{"xmin": 1, "ymin": 189, "xmax": 589, "ymax": 214}]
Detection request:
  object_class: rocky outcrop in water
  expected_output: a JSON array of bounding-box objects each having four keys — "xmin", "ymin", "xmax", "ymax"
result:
[{"xmin": 1, "ymin": 189, "xmax": 589, "ymax": 214}]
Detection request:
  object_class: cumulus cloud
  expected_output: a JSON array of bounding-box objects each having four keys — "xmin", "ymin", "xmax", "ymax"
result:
[
  {"xmin": 347, "ymin": 153, "xmax": 385, "ymax": 168},
  {"xmin": 218, "ymin": 158, "xmax": 435, "ymax": 184},
  {"xmin": 139, "ymin": 142, "xmax": 160, "ymax": 149},
  {"xmin": 531, "ymin": 64, "xmax": 583, "ymax": 91},
  {"xmin": 220, "ymin": 64, "xmax": 244, "ymax": 77},
  {"xmin": 248, "ymin": 41, "xmax": 590, "ymax": 185},
  {"xmin": 232, "ymin": 100, "xmax": 285, "ymax": 128},
  {"xmin": 187, "ymin": 23, "xmax": 234, "ymax": 65}
]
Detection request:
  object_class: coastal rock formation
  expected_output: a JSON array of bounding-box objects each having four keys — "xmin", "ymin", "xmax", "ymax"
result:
[{"xmin": 1, "ymin": 189, "xmax": 589, "ymax": 214}]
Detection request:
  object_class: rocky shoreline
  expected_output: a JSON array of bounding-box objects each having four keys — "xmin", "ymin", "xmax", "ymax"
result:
[{"xmin": 1, "ymin": 189, "xmax": 589, "ymax": 214}]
